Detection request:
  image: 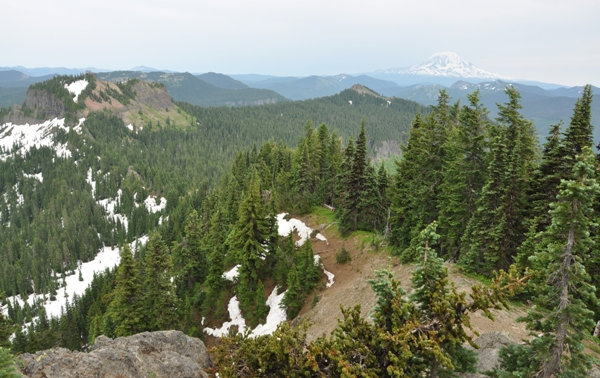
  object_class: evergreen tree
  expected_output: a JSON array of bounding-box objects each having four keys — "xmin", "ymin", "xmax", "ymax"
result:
[
  {"xmin": 142, "ymin": 232, "xmax": 178, "ymax": 331},
  {"xmin": 528, "ymin": 122, "xmax": 564, "ymax": 227},
  {"xmin": 437, "ymin": 91, "xmax": 489, "ymax": 259},
  {"xmin": 105, "ymin": 244, "xmax": 142, "ymax": 337},
  {"xmin": 230, "ymin": 171, "xmax": 270, "ymax": 326},
  {"xmin": 562, "ymin": 85, "xmax": 593, "ymax": 176},
  {"xmin": 503, "ymin": 147, "xmax": 599, "ymax": 377},
  {"xmin": 172, "ymin": 209, "xmax": 208, "ymax": 296},
  {"xmin": 390, "ymin": 91, "xmax": 454, "ymax": 255},
  {"xmin": 461, "ymin": 88, "xmax": 536, "ymax": 272},
  {"xmin": 0, "ymin": 347, "xmax": 20, "ymax": 378},
  {"xmin": 0, "ymin": 308, "xmax": 12, "ymax": 348}
]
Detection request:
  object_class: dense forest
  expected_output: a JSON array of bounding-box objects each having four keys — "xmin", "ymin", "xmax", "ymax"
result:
[{"xmin": 1, "ymin": 76, "xmax": 599, "ymax": 376}]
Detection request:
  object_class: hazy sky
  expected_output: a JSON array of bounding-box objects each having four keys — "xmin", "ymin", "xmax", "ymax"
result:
[{"xmin": 3, "ymin": 0, "xmax": 599, "ymax": 86}]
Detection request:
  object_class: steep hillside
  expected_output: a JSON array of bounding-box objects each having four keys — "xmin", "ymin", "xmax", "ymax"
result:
[{"xmin": 294, "ymin": 209, "xmax": 529, "ymax": 344}]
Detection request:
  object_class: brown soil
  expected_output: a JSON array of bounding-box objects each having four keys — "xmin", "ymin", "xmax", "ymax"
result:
[{"xmin": 297, "ymin": 210, "xmax": 531, "ymax": 344}]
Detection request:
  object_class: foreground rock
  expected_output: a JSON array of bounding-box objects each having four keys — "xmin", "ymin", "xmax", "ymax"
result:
[
  {"xmin": 19, "ymin": 330, "xmax": 211, "ymax": 378},
  {"xmin": 459, "ymin": 331, "xmax": 514, "ymax": 377}
]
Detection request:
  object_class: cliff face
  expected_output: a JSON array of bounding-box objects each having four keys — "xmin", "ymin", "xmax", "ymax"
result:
[
  {"xmin": 19, "ymin": 330, "xmax": 211, "ymax": 378},
  {"xmin": 23, "ymin": 89, "xmax": 66, "ymax": 120}
]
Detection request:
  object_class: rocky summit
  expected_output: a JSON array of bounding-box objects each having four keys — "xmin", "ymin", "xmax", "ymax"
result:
[{"xmin": 18, "ymin": 330, "xmax": 211, "ymax": 378}]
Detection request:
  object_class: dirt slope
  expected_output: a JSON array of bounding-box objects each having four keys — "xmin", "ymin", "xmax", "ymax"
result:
[{"xmin": 297, "ymin": 209, "xmax": 530, "ymax": 344}]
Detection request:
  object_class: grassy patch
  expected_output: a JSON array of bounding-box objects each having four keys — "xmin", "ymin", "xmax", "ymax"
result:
[{"xmin": 311, "ymin": 206, "xmax": 336, "ymax": 224}]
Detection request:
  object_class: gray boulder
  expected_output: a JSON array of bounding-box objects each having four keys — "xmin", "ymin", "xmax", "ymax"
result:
[{"xmin": 19, "ymin": 330, "xmax": 211, "ymax": 378}]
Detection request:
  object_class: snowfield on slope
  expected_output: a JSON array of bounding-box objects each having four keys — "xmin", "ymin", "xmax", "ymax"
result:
[
  {"xmin": 0, "ymin": 118, "xmax": 84, "ymax": 160},
  {"xmin": 1, "ymin": 236, "xmax": 149, "ymax": 319}
]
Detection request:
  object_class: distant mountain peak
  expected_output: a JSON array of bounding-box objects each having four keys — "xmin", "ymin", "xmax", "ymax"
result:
[
  {"xmin": 378, "ymin": 52, "xmax": 501, "ymax": 79},
  {"xmin": 408, "ymin": 52, "xmax": 500, "ymax": 79},
  {"xmin": 350, "ymin": 84, "xmax": 381, "ymax": 97}
]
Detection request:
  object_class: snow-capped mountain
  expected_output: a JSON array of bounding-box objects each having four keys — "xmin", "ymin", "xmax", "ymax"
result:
[{"xmin": 381, "ymin": 52, "xmax": 501, "ymax": 79}]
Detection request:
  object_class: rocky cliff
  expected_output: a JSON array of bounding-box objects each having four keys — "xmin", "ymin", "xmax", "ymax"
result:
[{"xmin": 18, "ymin": 330, "xmax": 211, "ymax": 378}]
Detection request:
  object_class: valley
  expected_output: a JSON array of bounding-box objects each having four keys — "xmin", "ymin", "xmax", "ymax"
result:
[{"xmin": 1, "ymin": 62, "xmax": 599, "ymax": 377}]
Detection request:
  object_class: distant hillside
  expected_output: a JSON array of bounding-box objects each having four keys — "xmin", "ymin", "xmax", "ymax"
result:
[
  {"xmin": 1, "ymin": 74, "xmax": 193, "ymax": 130},
  {"xmin": 96, "ymin": 71, "xmax": 286, "ymax": 107},
  {"xmin": 239, "ymin": 74, "xmax": 399, "ymax": 100},
  {"xmin": 196, "ymin": 72, "xmax": 248, "ymax": 90},
  {"xmin": 382, "ymin": 80, "xmax": 600, "ymax": 142}
]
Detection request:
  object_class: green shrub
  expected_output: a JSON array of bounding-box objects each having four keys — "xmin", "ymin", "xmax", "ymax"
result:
[{"xmin": 336, "ymin": 247, "xmax": 351, "ymax": 264}]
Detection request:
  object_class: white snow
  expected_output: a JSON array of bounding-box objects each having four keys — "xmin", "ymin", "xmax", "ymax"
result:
[
  {"xmin": 250, "ymin": 287, "xmax": 287, "ymax": 337},
  {"xmin": 2, "ymin": 236, "xmax": 149, "ymax": 319},
  {"xmin": 144, "ymin": 195, "xmax": 167, "ymax": 213},
  {"xmin": 276, "ymin": 213, "xmax": 327, "ymax": 247},
  {"xmin": 314, "ymin": 255, "xmax": 335, "ymax": 288},
  {"xmin": 86, "ymin": 168, "xmax": 97, "ymax": 198},
  {"xmin": 223, "ymin": 265, "xmax": 240, "ymax": 281},
  {"xmin": 0, "ymin": 117, "xmax": 84, "ymax": 161},
  {"xmin": 126, "ymin": 124, "xmax": 134, "ymax": 131},
  {"xmin": 204, "ymin": 287, "xmax": 288, "ymax": 338},
  {"xmin": 23, "ymin": 172, "xmax": 43, "ymax": 182},
  {"xmin": 203, "ymin": 296, "xmax": 247, "ymax": 337},
  {"xmin": 97, "ymin": 189, "xmax": 128, "ymax": 232},
  {"xmin": 64, "ymin": 79, "xmax": 88, "ymax": 103},
  {"xmin": 407, "ymin": 52, "xmax": 500, "ymax": 79},
  {"xmin": 1, "ymin": 118, "xmax": 65, "ymax": 160}
]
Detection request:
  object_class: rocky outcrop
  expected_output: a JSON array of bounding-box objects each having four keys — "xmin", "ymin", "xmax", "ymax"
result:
[
  {"xmin": 23, "ymin": 89, "xmax": 65, "ymax": 120},
  {"xmin": 19, "ymin": 330, "xmax": 211, "ymax": 378},
  {"xmin": 458, "ymin": 331, "xmax": 514, "ymax": 377}
]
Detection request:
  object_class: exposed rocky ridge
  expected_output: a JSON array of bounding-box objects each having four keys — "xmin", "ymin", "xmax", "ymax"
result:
[
  {"xmin": 18, "ymin": 330, "xmax": 211, "ymax": 378},
  {"xmin": 2, "ymin": 75, "xmax": 192, "ymax": 128},
  {"xmin": 23, "ymin": 89, "xmax": 66, "ymax": 120},
  {"xmin": 350, "ymin": 83, "xmax": 387, "ymax": 99}
]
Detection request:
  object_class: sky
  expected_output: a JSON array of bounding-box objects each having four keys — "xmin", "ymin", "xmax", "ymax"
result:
[{"xmin": 3, "ymin": 0, "xmax": 599, "ymax": 86}]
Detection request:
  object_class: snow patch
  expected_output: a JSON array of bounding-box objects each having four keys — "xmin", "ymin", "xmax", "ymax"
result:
[
  {"xmin": 23, "ymin": 172, "xmax": 44, "ymax": 182},
  {"xmin": 223, "ymin": 265, "xmax": 240, "ymax": 281},
  {"xmin": 97, "ymin": 188, "xmax": 128, "ymax": 232},
  {"xmin": 0, "ymin": 118, "xmax": 83, "ymax": 160},
  {"xmin": 250, "ymin": 287, "xmax": 287, "ymax": 337},
  {"xmin": 144, "ymin": 195, "xmax": 167, "ymax": 213},
  {"xmin": 86, "ymin": 168, "xmax": 96, "ymax": 198},
  {"xmin": 204, "ymin": 296, "xmax": 246, "ymax": 337},
  {"xmin": 126, "ymin": 124, "xmax": 134, "ymax": 131},
  {"xmin": 2, "ymin": 236, "xmax": 149, "ymax": 319},
  {"xmin": 314, "ymin": 255, "xmax": 335, "ymax": 287},
  {"xmin": 204, "ymin": 287, "xmax": 288, "ymax": 338},
  {"xmin": 277, "ymin": 213, "xmax": 327, "ymax": 247},
  {"xmin": 64, "ymin": 79, "xmax": 88, "ymax": 103}
]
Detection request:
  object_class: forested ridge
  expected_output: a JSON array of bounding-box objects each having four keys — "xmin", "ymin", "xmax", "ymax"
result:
[{"xmin": 1, "ymin": 76, "xmax": 600, "ymax": 376}]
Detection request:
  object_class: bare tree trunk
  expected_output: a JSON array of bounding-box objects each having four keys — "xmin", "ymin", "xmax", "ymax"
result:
[
  {"xmin": 383, "ymin": 207, "xmax": 391, "ymax": 239},
  {"xmin": 539, "ymin": 205, "xmax": 577, "ymax": 378},
  {"xmin": 594, "ymin": 320, "xmax": 600, "ymax": 338}
]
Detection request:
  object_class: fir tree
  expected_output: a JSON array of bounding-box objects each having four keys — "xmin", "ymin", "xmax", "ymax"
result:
[
  {"xmin": 105, "ymin": 244, "xmax": 142, "ymax": 337},
  {"xmin": 230, "ymin": 171, "xmax": 270, "ymax": 326},
  {"xmin": 0, "ymin": 347, "xmax": 20, "ymax": 378},
  {"xmin": 142, "ymin": 232, "xmax": 178, "ymax": 331},
  {"xmin": 525, "ymin": 147, "xmax": 598, "ymax": 377},
  {"xmin": 172, "ymin": 209, "xmax": 208, "ymax": 296},
  {"xmin": 461, "ymin": 88, "xmax": 535, "ymax": 272},
  {"xmin": 0, "ymin": 308, "xmax": 12, "ymax": 348},
  {"xmin": 562, "ymin": 84, "xmax": 593, "ymax": 176},
  {"xmin": 437, "ymin": 91, "xmax": 489, "ymax": 259}
]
